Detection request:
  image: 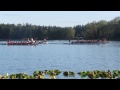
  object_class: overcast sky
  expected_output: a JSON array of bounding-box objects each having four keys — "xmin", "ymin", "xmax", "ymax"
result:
[{"xmin": 0, "ymin": 11, "xmax": 120, "ymax": 27}]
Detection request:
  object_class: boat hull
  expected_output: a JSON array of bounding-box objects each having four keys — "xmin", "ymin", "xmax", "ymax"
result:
[
  {"xmin": 7, "ymin": 41, "xmax": 39, "ymax": 45},
  {"xmin": 70, "ymin": 39, "xmax": 106, "ymax": 44}
]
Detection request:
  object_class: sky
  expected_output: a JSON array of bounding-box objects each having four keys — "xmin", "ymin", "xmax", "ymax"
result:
[{"xmin": 0, "ymin": 11, "xmax": 120, "ymax": 27}]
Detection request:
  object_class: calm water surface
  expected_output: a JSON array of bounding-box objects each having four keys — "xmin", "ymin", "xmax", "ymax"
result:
[{"xmin": 0, "ymin": 40, "xmax": 120, "ymax": 79}]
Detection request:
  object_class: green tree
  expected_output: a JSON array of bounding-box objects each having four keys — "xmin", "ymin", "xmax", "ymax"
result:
[{"xmin": 65, "ymin": 27, "xmax": 75, "ymax": 39}]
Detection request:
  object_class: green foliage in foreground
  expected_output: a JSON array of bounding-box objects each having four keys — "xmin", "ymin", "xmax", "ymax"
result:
[{"xmin": 1, "ymin": 70, "xmax": 120, "ymax": 79}]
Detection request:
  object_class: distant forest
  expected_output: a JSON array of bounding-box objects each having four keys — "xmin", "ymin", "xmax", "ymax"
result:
[{"xmin": 0, "ymin": 16, "xmax": 120, "ymax": 40}]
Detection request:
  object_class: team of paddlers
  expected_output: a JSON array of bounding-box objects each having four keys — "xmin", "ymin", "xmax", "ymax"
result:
[
  {"xmin": 70, "ymin": 38, "xmax": 106, "ymax": 44},
  {"xmin": 7, "ymin": 38, "xmax": 47, "ymax": 45},
  {"xmin": 0, "ymin": 38, "xmax": 106, "ymax": 45}
]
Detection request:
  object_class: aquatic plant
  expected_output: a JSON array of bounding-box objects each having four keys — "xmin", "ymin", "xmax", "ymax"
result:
[{"xmin": 1, "ymin": 69, "xmax": 120, "ymax": 79}]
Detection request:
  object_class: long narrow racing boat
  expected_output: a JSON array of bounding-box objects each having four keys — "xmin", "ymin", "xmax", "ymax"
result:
[
  {"xmin": 7, "ymin": 38, "xmax": 39, "ymax": 45},
  {"xmin": 70, "ymin": 38, "xmax": 106, "ymax": 44},
  {"xmin": 7, "ymin": 41, "xmax": 39, "ymax": 45}
]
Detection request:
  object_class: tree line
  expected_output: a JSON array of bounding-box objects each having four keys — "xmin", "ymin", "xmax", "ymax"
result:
[{"xmin": 0, "ymin": 16, "xmax": 120, "ymax": 40}]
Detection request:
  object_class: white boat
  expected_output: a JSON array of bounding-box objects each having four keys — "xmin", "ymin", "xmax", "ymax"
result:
[
  {"xmin": 39, "ymin": 38, "xmax": 48, "ymax": 44},
  {"xmin": 39, "ymin": 41, "xmax": 48, "ymax": 44}
]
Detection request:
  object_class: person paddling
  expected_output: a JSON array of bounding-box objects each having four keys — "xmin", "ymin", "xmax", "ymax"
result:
[
  {"xmin": 44, "ymin": 38, "xmax": 47, "ymax": 42},
  {"xmin": 69, "ymin": 39, "xmax": 71, "ymax": 44}
]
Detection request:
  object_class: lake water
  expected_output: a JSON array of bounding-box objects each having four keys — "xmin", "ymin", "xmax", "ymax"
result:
[{"xmin": 0, "ymin": 40, "xmax": 120, "ymax": 79}]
